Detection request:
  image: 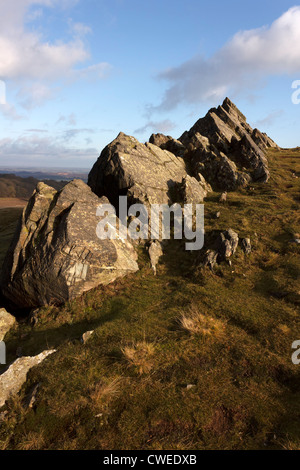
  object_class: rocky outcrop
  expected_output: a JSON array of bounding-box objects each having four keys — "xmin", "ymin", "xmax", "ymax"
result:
[
  {"xmin": 0, "ymin": 308, "xmax": 16, "ymax": 342},
  {"xmin": 179, "ymin": 98, "xmax": 275, "ymax": 190},
  {"xmin": 88, "ymin": 132, "xmax": 197, "ymax": 208},
  {"xmin": 230, "ymin": 134, "xmax": 270, "ymax": 183},
  {"xmin": 0, "ymin": 350, "xmax": 55, "ymax": 408},
  {"xmin": 177, "ymin": 175, "xmax": 212, "ymax": 205},
  {"xmin": 203, "ymin": 229, "xmax": 239, "ymax": 269},
  {"xmin": 1, "ymin": 180, "xmax": 138, "ymax": 308},
  {"xmin": 149, "ymin": 133, "xmax": 186, "ymax": 157},
  {"xmin": 217, "ymin": 229, "xmax": 239, "ymax": 259},
  {"xmin": 180, "ymin": 130, "xmax": 251, "ymax": 191},
  {"xmin": 252, "ymin": 128, "xmax": 279, "ymax": 150}
]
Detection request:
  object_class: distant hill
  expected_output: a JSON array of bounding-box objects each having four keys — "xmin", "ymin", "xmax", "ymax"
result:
[{"xmin": 0, "ymin": 174, "xmax": 66, "ymax": 199}]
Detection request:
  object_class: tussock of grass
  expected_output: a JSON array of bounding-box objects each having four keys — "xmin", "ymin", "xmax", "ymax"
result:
[
  {"xmin": 122, "ymin": 341, "xmax": 156, "ymax": 375},
  {"xmin": 178, "ymin": 304, "xmax": 226, "ymax": 337},
  {"xmin": 89, "ymin": 377, "xmax": 121, "ymax": 410}
]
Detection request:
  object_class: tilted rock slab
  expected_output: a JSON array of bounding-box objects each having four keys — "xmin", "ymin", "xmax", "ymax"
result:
[
  {"xmin": 179, "ymin": 98, "xmax": 275, "ymax": 190},
  {"xmin": 0, "ymin": 350, "xmax": 55, "ymax": 408},
  {"xmin": 1, "ymin": 179, "xmax": 139, "ymax": 308},
  {"xmin": 88, "ymin": 132, "xmax": 210, "ymax": 207},
  {"xmin": 0, "ymin": 308, "xmax": 16, "ymax": 342}
]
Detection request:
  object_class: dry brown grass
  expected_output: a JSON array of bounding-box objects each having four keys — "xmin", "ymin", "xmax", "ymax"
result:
[
  {"xmin": 89, "ymin": 377, "xmax": 121, "ymax": 410},
  {"xmin": 179, "ymin": 304, "xmax": 226, "ymax": 337},
  {"xmin": 122, "ymin": 340, "xmax": 156, "ymax": 375},
  {"xmin": 17, "ymin": 431, "xmax": 46, "ymax": 450}
]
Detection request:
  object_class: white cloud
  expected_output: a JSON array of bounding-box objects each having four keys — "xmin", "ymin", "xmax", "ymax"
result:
[
  {"xmin": 155, "ymin": 6, "xmax": 300, "ymax": 111},
  {"xmin": 0, "ymin": 0, "xmax": 111, "ymax": 111}
]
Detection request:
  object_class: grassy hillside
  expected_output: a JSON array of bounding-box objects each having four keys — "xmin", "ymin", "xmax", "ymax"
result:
[
  {"xmin": 0, "ymin": 148, "xmax": 299, "ymax": 450},
  {"xmin": 0, "ymin": 174, "xmax": 65, "ymax": 199}
]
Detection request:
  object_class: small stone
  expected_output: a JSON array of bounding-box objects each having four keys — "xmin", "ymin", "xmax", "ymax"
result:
[
  {"xmin": 81, "ymin": 331, "xmax": 94, "ymax": 344},
  {"xmin": 24, "ymin": 383, "xmax": 40, "ymax": 409},
  {"xmin": 219, "ymin": 192, "xmax": 227, "ymax": 203},
  {"xmin": 215, "ymin": 212, "xmax": 221, "ymax": 219},
  {"xmin": 203, "ymin": 250, "xmax": 218, "ymax": 270},
  {"xmin": 186, "ymin": 384, "xmax": 196, "ymax": 391},
  {"xmin": 148, "ymin": 240, "xmax": 164, "ymax": 275},
  {"xmin": 241, "ymin": 237, "xmax": 252, "ymax": 254}
]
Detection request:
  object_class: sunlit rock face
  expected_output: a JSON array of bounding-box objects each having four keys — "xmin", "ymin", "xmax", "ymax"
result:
[{"xmin": 1, "ymin": 180, "xmax": 138, "ymax": 308}]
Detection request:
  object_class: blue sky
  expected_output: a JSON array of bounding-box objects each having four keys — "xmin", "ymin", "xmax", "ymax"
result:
[{"xmin": 0, "ymin": 0, "xmax": 300, "ymax": 168}]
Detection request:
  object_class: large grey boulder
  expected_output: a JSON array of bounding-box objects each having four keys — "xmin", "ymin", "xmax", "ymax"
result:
[
  {"xmin": 1, "ymin": 180, "xmax": 138, "ymax": 308},
  {"xmin": 0, "ymin": 308, "xmax": 16, "ymax": 342},
  {"xmin": 88, "ymin": 132, "xmax": 206, "ymax": 207},
  {"xmin": 0, "ymin": 350, "xmax": 55, "ymax": 408},
  {"xmin": 179, "ymin": 98, "xmax": 274, "ymax": 190}
]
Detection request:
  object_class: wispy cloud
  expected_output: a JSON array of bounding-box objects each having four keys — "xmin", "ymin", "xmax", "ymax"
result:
[
  {"xmin": 0, "ymin": 134, "xmax": 98, "ymax": 166},
  {"xmin": 153, "ymin": 6, "xmax": 300, "ymax": 111},
  {"xmin": 254, "ymin": 110, "xmax": 284, "ymax": 129},
  {"xmin": 59, "ymin": 128, "xmax": 95, "ymax": 143},
  {"xmin": 134, "ymin": 119, "xmax": 176, "ymax": 135}
]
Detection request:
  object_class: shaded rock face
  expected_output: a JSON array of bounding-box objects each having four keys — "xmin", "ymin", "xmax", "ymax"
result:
[
  {"xmin": 88, "ymin": 132, "xmax": 194, "ymax": 208},
  {"xmin": 149, "ymin": 133, "xmax": 186, "ymax": 158},
  {"xmin": 177, "ymin": 175, "xmax": 211, "ymax": 205},
  {"xmin": 1, "ymin": 180, "xmax": 138, "ymax": 308},
  {"xmin": 179, "ymin": 98, "xmax": 275, "ymax": 190},
  {"xmin": 0, "ymin": 350, "xmax": 55, "ymax": 408}
]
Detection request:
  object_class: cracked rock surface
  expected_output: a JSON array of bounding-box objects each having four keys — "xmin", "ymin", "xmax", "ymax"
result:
[{"xmin": 1, "ymin": 180, "xmax": 138, "ymax": 308}]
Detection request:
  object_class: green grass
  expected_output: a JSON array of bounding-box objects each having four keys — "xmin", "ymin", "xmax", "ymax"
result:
[{"xmin": 0, "ymin": 148, "xmax": 299, "ymax": 450}]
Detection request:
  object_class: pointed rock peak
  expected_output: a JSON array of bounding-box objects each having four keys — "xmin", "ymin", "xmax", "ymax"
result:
[
  {"xmin": 220, "ymin": 97, "xmax": 247, "ymax": 122},
  {"xmin": 116, "ymin": 131, "xmax": 139, "ymax": 143}
]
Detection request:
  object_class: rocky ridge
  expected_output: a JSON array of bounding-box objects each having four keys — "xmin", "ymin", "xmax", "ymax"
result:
[{"xmin": 1, "ymin": 98, "xmax": 277, "ymax": 310}]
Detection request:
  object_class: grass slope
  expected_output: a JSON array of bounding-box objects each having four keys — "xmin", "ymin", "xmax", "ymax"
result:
[{"xmin": 0, "ymin": 148, "xmax": 299, "ymax": 450}]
